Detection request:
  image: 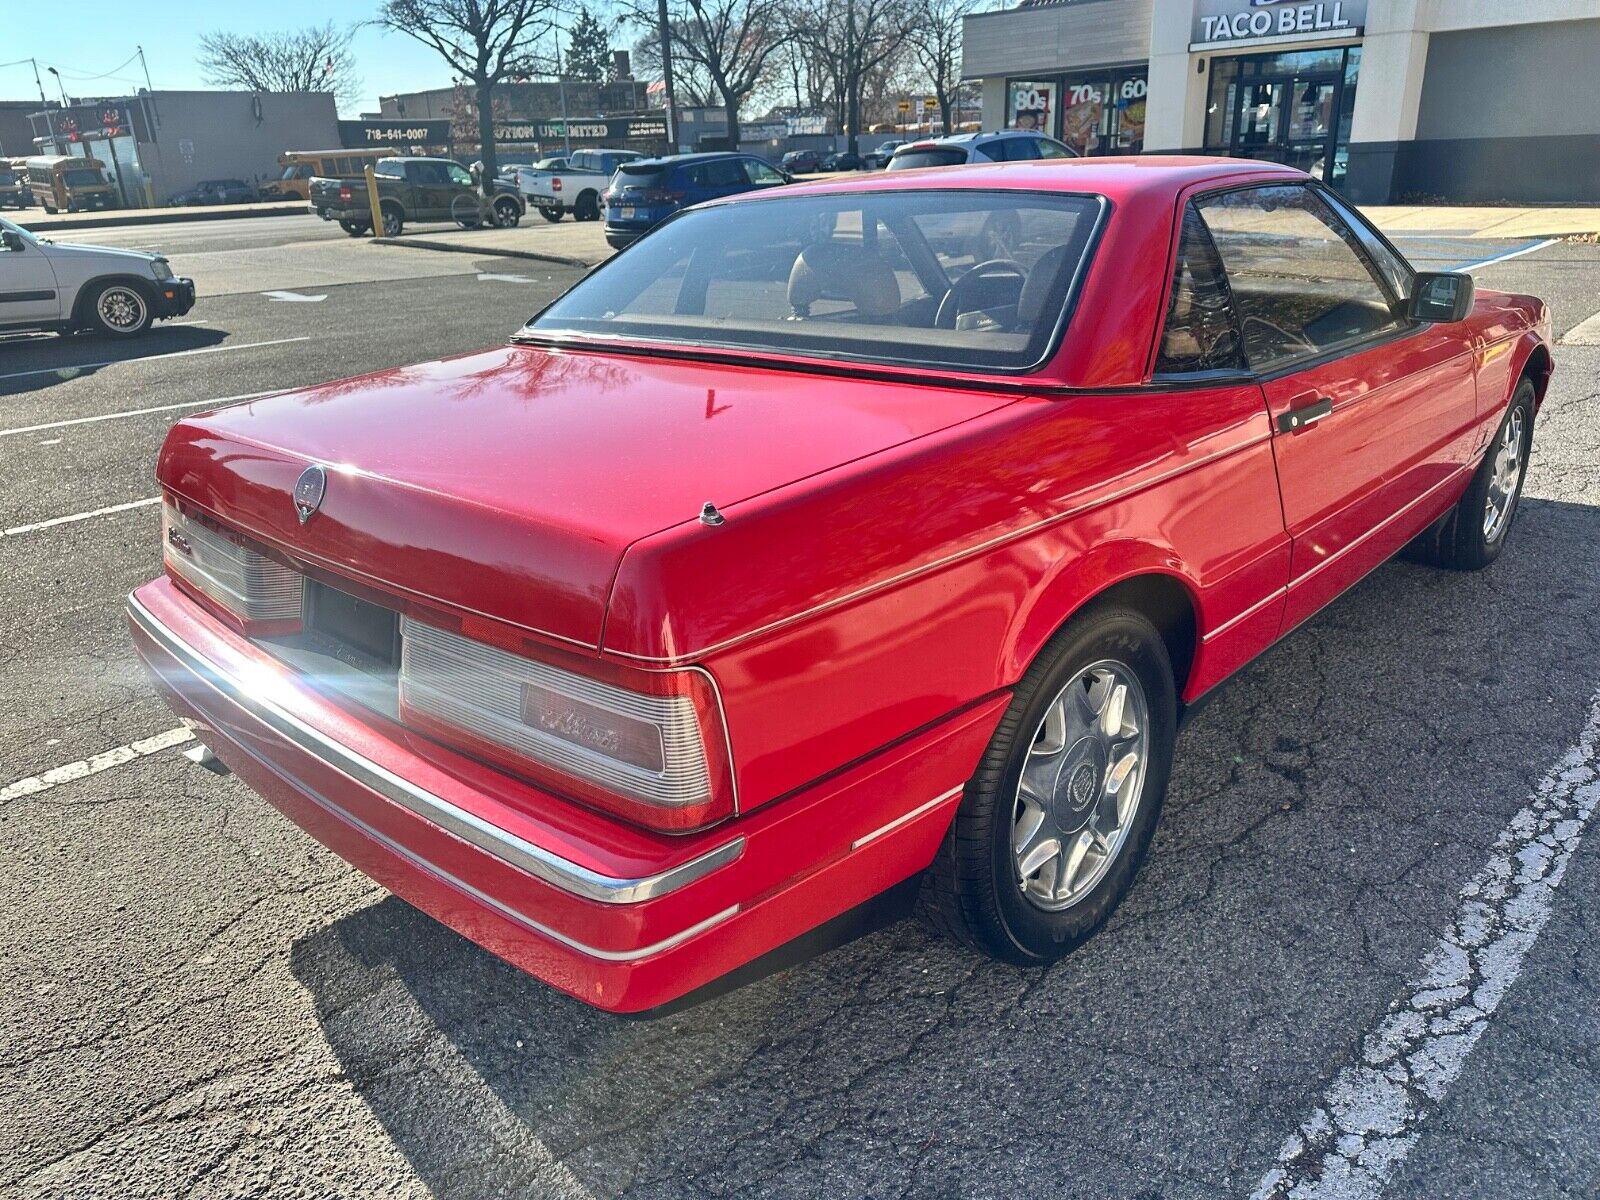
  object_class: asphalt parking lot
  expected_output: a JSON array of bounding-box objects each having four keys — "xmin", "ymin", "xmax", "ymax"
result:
[{"xmin": 3, "ymin": 213, "xmax": 1599, "ymax": 1199}]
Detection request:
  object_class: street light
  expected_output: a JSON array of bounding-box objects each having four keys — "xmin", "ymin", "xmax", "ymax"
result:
[{"xmin": 45, "ymin": 66, "xmax": 68, "ymax": 109}]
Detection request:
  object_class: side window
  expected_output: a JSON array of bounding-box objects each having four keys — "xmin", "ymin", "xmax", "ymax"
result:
[
  {"xmin": 571, "ymin": 152, "xmax": 593, "ymax": 172},
  {"xmin": 1318, "ymin": 189, "xmax": 1414, "ymax": 306},
  {"xmin": 447, "ymin": 164, "xmax": 473, "ymax": 187},
  {"xmin": 742, "ymin": 159, "xmax": 784, "ymax": 185},
  {"xmin": 705, "ymin": 159, "xmax": 747, "ymax": 187},
  {"xmin": 1197, "ymin": 184, "xmax": 1405, "ymax": 373},
  {"xmin": 1156, "ymin": 205, "xmax": 1246, "ymax": 375},
  {"xmin": 1036, "ymin": 138, "xmax": 1072, "ymax": 159},
  {"xmin": 1001, "ymin": 138, "xmax": 1041, "ymax": 161}
]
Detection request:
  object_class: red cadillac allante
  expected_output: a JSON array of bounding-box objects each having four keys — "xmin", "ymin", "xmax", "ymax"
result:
[{"xmin": 130, "ymin": 158, "xmax": 1551, "ymax": 1012}]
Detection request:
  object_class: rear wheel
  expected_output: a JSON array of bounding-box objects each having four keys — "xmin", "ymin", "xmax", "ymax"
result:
[
  {"xmin": 338, "ymin": 219, "xmax": 368, "ymax": 237},
  {"xmin": 1412, "ymin": 378, "xmax": 1535, "ymax": 571},
  {"xmin": 575, "ymin": 191, "xmax": 601, "ymax": 222},
  {"xmin": 539, "ymin": 206, "xmax": 563, "ymax": 223},
  {"xmin": 920, "ymin": 604, "xmax": 1176, "ymax": 963}
]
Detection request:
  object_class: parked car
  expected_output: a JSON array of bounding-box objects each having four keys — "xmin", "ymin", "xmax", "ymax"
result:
[
  {"xmin": 129, "ymin": 158, "xmax": 1551, "ymax": 1014},
  {"xmin": 862, "ymin": 140, "xmax": 907, "ymax": 169},
  {"xmin": 0, "ymin": 215, "xmax": 193, "ymax": 337},
  {"xmin": 821, "ymin": 151, "xmax": 864, "ymax": 171},
  {"xmin": 780, "ymin": 149, "xmax": 824, "ymax": 175},
  {"xmin": 504, "ymin": 157, "xmax": 570, "ymax": 200},
  {"xmin": 602, "ymin": 152, "xmax": 789, "ymax": 248},
  {"xmin": 887, "ymin": 130, "xmax": 1078, "ymax": 170},
  {"xmin": 0, "ymin": 159, "xmax": 30, "ymax": 208},
  {"xmin": 309, "ymin": 157, "xmax": 524, "ymax": 236},
  {"xmin": 525, "ymin": 148, "xmax": 645, "ymax": 222},
  {"xmin": 167, "ymin": 179, "xmax": 259, "ymax": 206}
]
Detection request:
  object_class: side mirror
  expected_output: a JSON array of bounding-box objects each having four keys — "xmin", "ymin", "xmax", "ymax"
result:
[
  {"xmin": 1408, "ymin": 271, "xmax": 1475, "ymax": 322},
  {"xmin": 1, "ymin": 230, "xmax": 23, "ymax": 251}
]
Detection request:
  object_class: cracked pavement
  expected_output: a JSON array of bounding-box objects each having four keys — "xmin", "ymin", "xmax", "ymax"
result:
[{"xmin": 2, "ymin": 220, "xmax": 1599, "ymax": 1199}]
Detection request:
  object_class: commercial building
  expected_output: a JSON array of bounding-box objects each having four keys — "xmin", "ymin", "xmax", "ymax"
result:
[
  {"xmin": 963, "ymin": 0, "xmax": 1600, "ymax": 203},
  {"xmin": 374, "ymin": 81, "xmax": 666, "ymax": 159},
  {"xmin": 23, "ymin": 90, "xmax": 338, "ymax": 206}
]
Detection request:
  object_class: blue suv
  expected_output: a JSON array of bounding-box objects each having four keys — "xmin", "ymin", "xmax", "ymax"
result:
[{"xmin": 602, "ymin": 153, "xmax": 790, "ymax": 248}]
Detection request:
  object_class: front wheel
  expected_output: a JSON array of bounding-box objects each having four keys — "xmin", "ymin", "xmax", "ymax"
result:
[
  {"xmin": 84, "ymin": 281, "xmax": 152, "ymax": 337},
  {"xmin": 380, "ymin": 204, "xmax": 404, "ymax": 238},
  {"xmin": 921, "ymin": 605, "xmax": 1176, "ymax": 963},
  {"xmin": 492, "ymin": 196, "xmax": 521, "ymax": 228},
  {"xmin": 1412, "ymin": 378, "xmax": 1535, "ymax": 571}
]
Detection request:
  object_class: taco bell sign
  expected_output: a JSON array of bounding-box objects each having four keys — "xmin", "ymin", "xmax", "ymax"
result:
[{"xmin": 1191, "ymin": 0, "xmax": 1366, "ymax": 48}]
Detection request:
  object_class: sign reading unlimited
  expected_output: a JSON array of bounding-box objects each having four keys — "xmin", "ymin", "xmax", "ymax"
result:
[{"xmin": 1191, "ymin": 0, "xmax": 1366, "ymax": 49}]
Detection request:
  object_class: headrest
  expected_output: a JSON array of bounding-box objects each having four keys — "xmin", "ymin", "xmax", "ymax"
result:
[
  {"xmin": 787, "ymin": 241, "xmax": 901, "ymax": 318},
  {"xmin": 1016, "ymin": 244, "xmax": 1072, "ymax": 328}
]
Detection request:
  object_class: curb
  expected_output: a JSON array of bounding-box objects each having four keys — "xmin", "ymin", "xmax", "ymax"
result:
[
  {"xmin": 371, "ymin": 235, "xmax": 603, "ymax": 269},
  {"xmin": 20, "ymin": 204, "xmax": 309, "ymax": 233}
]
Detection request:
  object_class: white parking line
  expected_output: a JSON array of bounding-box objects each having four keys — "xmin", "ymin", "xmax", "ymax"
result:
[
  {"xmin": 0, "ymin": 336, "xmax": 309, "ymax": 384},
  {"xmin": 0, "ymin": 390, "xmax": 276, "ymax": 438},
  {"xmin": 0, "ymin": 726, "xmax": 194, "ymax": 803},
  {"xmin": 1, "ymin": 495, "xmax": 160, "ymax": 538},
  {"xmin": 1253, "ymin": 690, "xmax": 1600, "ymax": 1199},
  {"xmin": 1458, "ymin": 238, "xmax": 1558, "ymax": 274}
]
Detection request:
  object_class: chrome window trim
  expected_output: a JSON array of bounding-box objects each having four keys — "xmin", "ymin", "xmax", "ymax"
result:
[{"xmin": 128, "ymin": 592, "xmax": 745, "ymax": 905}]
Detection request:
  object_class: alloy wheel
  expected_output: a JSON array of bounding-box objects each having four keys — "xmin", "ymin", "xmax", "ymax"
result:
[
  {"xmin": 97, "ymin": 286, "xmax": 147, "ymax": 332},
  {"xmin": 1011, "ymin": 660, "xmax": 1150, "ymax": 911},
  {"xmin": 1483, "ymin": 405, "xmax": 1526, "ymax": 542}
]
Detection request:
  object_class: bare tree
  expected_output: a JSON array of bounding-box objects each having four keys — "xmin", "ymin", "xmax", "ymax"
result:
[
  {"xmin": 631, "ymin": 31, "xmax": 716, "ymax": 108},
  {"xmin": 378, "ymin": 0, "xmax": 557, "ymax": 188},
  {"xmin": 791, "ymin": 0, "xmax": 911, "ymax": 152},
  {"xmin": 624, "ymin": 0, "xmax": 788, "ymax": 147},
  {"xmin": 906, "ymin": 0, "xmax": 973, "ymax": 134},
  {"xmin": 198, "ymin": 23, "xmax": 361, "ymax": 105}
]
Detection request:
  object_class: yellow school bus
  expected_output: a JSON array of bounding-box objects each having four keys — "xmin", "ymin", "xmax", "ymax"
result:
[
  {"xmin": 263, "ymin": 148, "xmax": 398, "ymax": 202},
  {"xmin": 26, "ymin": 156, "xmax": 116, "ymax": 213}
]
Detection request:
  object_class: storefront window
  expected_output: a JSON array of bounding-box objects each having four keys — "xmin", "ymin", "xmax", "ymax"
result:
[
  {"xmin": 1006, "ymin": 80, "xmax": 1055, "ymax": 134},
  {"xmin": 1202, "ymin": 46, "xmax": 1360, "ymax": 191},
  {"xmin": 1049, "ymin": 70, "xmax": 1148, "ymax": 155}
]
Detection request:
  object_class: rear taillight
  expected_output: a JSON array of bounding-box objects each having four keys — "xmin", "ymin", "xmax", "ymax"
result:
[
  {"xmin": 398, "ymin": 616, "xmax": 735, "ymax": 832},
  {"xmin": 338, "ymin": 185, "xmax": 353, "ymax": 202},
  {"xmin": 162, "ymin": 502, "xmax": 304, "ymax": 634},
  {"xmin": 551, "ymin": 177, "xmax": 563, "ymax": 192}
]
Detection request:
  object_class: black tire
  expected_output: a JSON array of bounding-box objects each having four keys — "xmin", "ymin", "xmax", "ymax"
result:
[
  {"xmin": 1411, "ymin": 378, "xmax": 1535, "ymax": 571},
  {"xmin": 575, "ymin": 191, "xmax": 601, "ymax": 222},
  {"xmin": 492, "ymin": 196, "xmax": 521, "ymax": 228},
  {"xmin": 379, "ymin": 203, "xmax": 404, "ymax": 238},
  {"xmin": 338, "ymin": 219, "xmax": 369, "ymax": 237},
  {"xmin": 82, "ymin": 280, "xmax": 153, "ymax": 338},
  {"xmin": 920, "ymin": 604, "xmax": 1176, "ymax": 964},
  {"xmin": 539, "ymin": 206, "xmax": 563, "ymax": 223}
]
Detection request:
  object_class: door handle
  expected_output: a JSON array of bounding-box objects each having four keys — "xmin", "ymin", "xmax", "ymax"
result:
[{"xmin": 1277, "ymin": 397, "xmax": 1333, "ymax": 433}]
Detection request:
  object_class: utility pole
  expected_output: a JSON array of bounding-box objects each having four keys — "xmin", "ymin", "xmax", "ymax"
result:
[
  {"xmin": 136, "ymin": 44, "xmax": 160, "ymax": 127},
  {"xmin": 553, "ymin": 27, "xmax": 571, "ymax": 156},
  {"xmin": 29, "ymin": 58, "xmax": 47, "ymax": 105},
  {"xmin": 655, "ymin": 0, "xmax": 678, "ymax": 151}
]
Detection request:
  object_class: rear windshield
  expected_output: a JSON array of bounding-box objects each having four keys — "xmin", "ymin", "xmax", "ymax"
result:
[
  {"xmin": 616, "ymin": 163, "xmax": 669, "ymax": 186},
  {"xmin": 888, "ymin": 149, "xmax": 967, "ymax": 171},
  {"xmin": 525, "ymin": 189, "xmax": 1103, "ymax": 372}
]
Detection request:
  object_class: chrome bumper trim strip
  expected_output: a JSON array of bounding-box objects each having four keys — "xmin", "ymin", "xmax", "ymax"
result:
[{"xmin": 129, "ymin": 592, "xmax": 744, "ymax": 905}]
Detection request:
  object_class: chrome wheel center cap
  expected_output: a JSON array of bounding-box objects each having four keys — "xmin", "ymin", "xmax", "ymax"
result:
[{"xmin": 1057, "ymin": 743, "xmax": 1105, "ymax": 823}]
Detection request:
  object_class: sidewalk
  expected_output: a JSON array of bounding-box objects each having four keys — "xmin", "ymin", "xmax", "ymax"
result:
[
  {"xmin": 18, "ymin": 201, "xmax": 307, "ymax": 232},
  {"xmin": 367, "ymin": 203, "xmax": 1600, "ymax": 271},
  {"xmin": 374, "ymin": 218, "xmax": 612, "ymax": 268},
  {"xmin": 1363, "ymin": 206, "xmax": 1600, "ymax": 239}
]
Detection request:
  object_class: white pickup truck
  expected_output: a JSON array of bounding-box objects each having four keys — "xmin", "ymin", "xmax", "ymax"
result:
[{"xmin": 525, "ymin": 148, "xmax": 643, "ymax": 223}]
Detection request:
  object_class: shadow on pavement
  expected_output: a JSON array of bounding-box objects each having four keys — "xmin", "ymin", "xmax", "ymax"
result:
[
  {"xmin": 290, "ymin": 495, "xmax": 1600, "ymax": 1200},
  {"xmin": 0, "ymin": 325, "xmax": 228, "ymax": 396}
]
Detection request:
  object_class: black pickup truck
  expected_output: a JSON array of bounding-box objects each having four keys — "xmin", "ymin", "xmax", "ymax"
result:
[{"xmin": 309, "ymin": 156, "xmax": 524, "ymax": 236}]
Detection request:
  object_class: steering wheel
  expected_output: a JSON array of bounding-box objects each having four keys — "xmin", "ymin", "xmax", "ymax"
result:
[
  {"xmin": 1242, "ymin": 313, "xmax": 1316, "ymax": 357},
  {"xmin": 936, "ymin": 258, "xmax": 1027, "ymax": 329}
]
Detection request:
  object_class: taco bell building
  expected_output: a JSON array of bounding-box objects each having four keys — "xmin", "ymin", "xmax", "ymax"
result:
[{"xmin": 962, "ymin": 0, "xmax": 1600, "ymax": 203}]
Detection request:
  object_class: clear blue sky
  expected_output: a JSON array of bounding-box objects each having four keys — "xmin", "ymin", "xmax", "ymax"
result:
[{"xmin": 1, "ymin": 0, "xmax": 525, "ymax": 118}]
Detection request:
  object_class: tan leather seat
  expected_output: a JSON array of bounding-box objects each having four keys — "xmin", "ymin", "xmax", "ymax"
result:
[{"xmin": 787, "ymin": 242, "xmax": 901, "ymax": 319}]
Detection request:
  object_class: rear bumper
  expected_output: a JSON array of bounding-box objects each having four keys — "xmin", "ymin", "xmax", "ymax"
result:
[{"xmin": 127, "ymin": 578, "xmax": 1005, "ymax": 1012}]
